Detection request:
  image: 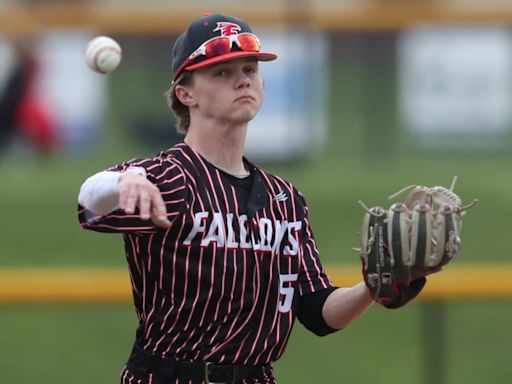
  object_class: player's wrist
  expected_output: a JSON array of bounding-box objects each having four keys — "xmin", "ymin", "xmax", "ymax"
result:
[{"xmin": 119, "ymin": 167, "xmax": 147, "ymax": 182}]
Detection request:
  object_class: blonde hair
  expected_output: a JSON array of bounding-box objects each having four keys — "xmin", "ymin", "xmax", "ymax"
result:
[{"xmin": 165, "ymin": 71, "xmax": 194, "ymax": 134}]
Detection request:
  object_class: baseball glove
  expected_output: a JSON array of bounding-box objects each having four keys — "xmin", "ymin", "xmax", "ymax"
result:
[{"xmin": 357, "ymin": 177, "xmax": 477, "ymax": 308}]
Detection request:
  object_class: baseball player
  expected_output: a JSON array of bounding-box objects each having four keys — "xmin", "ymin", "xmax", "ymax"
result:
[{"xmin": 78, "ymin": 13, "xmax": 424, "ymax": 384}]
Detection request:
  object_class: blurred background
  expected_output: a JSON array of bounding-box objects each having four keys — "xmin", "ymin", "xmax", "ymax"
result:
[{"xmin": 1, "ymin": 0, "xmax": 511, "ymax": 383}]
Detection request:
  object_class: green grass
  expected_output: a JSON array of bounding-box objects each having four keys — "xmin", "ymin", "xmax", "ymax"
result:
[
  {"xmin": 1, "ymin": 301, "xmax": 510, "ymax": 383},
  {"xmin": 1, "ymin": 48, "xmax": 511, "ymax": 383},
  {"xmin": 0, "ymin": 304, "xmax": 135, "ymax": 383}
]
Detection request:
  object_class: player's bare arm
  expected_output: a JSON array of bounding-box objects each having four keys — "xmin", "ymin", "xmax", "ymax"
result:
[
  {"xmin": 322, "ymin": 282, "xmax": 373, "ymax": 330},
  {"xmin": 117, "ymin": 172, "xmax": 171, "ymax": 228}
]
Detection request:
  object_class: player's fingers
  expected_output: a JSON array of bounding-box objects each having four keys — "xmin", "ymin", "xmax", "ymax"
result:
[
  {"xmin": 151, "ymin": 205, "xmax": 171, "ymax": 228},
  {"xmin": 119, "ymin": 173, "xmax": 147, "ymax": 214},
  {"xmin": 149, "ymin": 190, "xmax": 171, "ymax": 228},
  {"xmin": 120, "ymin": 187, "xmax": 138, "ymax": 214},
  {"xmin": 137, "ymin": 189, "xmax": 152, "ymax": 220}
]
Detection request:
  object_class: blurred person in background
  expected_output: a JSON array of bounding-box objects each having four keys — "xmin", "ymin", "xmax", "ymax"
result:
[
  {"xmin": 77, "ymin": 13, "xmax": 424, "ymax": 384},
  {"xmin": 0, "ymin": 39, "xmax": 58, "ymax": 156}
]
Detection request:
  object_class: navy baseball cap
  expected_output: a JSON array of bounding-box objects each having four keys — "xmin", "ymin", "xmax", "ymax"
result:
[{"xmin": 172, "ymin": 13, "xmax": 277, "ymax": 81}]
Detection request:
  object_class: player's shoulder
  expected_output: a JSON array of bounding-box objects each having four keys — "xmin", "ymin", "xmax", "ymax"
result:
[
  {"xmin": 158, "ymin": 141, "xmax": 203, "ymax": 169},
  {"xmin": 148, "ymin": 143, "xmax": 191, "ymax": 180},
  {"xmin": 105, "ymin": 143, "xmax": 187, "ymax": 181},
  {"xmin": 158, "ymin": 141, "xmax": 186, "ymax": 160}
]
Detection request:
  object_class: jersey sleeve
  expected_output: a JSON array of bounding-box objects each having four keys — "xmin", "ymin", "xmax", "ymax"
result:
[
  {"xmin": 77, "ymin": 156, "xmax": 187, "ymax": 233},
  {"xmin": 296, "ymin": 191, "xmax": 335, "ymax": 296}
]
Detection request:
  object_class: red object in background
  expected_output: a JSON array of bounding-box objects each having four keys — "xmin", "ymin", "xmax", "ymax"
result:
[
  {"xmin": 15, "ymin": 52, "xmax": 59, "ymax": 154},
  {"xmin": 0, "ymin": 45, "xmax": 59, "ymax": 155},
  {"xmin": 15, "ymin": 91, "xmax": 58, "ymax": 154}
]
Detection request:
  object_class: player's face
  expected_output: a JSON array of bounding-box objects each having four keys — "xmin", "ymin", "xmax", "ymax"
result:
[{"xmin": 189, "ymin": 58, "xmax": 264, "ymax": 125}]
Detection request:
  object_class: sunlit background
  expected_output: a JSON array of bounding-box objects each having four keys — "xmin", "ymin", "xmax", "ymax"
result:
[{"xmin": 1, "ymin": 1, "xmax": 511, "ymax": 383}]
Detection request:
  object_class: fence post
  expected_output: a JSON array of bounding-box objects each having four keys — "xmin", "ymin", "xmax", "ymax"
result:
[{"xmin": 421, "ymin": 301, "xmax": 447, "ymax": 384}]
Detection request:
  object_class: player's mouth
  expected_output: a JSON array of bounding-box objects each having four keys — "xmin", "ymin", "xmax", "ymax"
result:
[{"xmin": 235, "ymin": 95, "xmax": 255, "ymax": 102}]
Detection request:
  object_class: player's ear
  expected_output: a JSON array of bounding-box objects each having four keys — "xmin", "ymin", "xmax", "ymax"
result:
[{"xmin": 175, "ymin": 85, "xmax": 197, "ymax": 107}]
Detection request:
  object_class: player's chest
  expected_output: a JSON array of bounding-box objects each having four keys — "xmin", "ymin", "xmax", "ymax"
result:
[{"xmin": 181, "ymin": 207, "xmax": 302, "ymax": 259}]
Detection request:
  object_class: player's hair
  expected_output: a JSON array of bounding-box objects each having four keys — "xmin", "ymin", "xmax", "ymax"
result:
[{"xmin": 165, "ymin": 71, "xmax": 194, "ymax": 134}]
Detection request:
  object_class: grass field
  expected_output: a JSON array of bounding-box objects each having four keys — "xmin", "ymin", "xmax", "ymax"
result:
[
  {"xmin": 1, "ymin": 301, "xmax": 510, "ymax": 383},
  {"xmin": 1, "ymin": 52, "xmax": 511, "ymax": 383}
]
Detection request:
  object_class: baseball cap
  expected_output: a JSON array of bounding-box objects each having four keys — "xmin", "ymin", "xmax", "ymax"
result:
[{"xmin": 172, "ymin": 13, "xmax": 277, "ymax": 81}]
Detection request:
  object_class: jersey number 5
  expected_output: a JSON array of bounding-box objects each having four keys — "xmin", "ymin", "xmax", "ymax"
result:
[{"xmin": 278, "ymin": 273, "xmax": 298, "ymax": 313}]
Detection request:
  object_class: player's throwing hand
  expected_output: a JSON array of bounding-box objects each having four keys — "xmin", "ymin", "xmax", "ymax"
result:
[{"xmin": 118, "ymin": 172, "xmax": 171, "ymax": 228}]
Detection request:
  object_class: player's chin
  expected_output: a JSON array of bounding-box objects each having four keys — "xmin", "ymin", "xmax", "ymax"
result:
[{"xmin": 231, "ymin": 107, "xmax": 260, "ymax": 123}]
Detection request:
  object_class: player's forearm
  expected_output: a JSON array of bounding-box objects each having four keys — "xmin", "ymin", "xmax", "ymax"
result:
[
  {"xmin": 78, "ymin": 167, "xmax": 147, "ymax": 214},
  {"xmin": 322, "ymin": 282, "xmax": 373, "ymax": 330},
  {"xmin": 78, "ymin": 171, "xmax": 122, "ymax": 214}
]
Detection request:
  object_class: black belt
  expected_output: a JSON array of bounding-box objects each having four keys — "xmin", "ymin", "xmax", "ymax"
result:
[
  {"xmin": 176, "ymin": 360, "xmax": 267, "ymax": 383},
  {"xmin": 126, "ymin": 343, "xmax": 270, "ymax": 383}
]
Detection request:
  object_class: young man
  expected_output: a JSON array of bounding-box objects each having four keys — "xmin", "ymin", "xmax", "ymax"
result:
[{"xmin": 78, "ymin": 13, "xmax": 377, "ymax": 384}]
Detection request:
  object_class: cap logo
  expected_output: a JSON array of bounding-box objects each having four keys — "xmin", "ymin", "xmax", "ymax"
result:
[{"xmin": 213, "ymin": 22, "xmax": 241, "ymax": 37}]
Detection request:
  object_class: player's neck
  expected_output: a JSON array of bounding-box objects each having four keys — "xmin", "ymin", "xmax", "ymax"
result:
[{"xmin": 184, "ymin": 120, "xmax": 248, "ymax": 177}]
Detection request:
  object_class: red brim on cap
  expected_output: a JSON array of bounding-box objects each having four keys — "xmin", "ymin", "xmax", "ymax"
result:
[{"xmin": 184, "ymin": 51, "xmax": 277, "ymax": 72}]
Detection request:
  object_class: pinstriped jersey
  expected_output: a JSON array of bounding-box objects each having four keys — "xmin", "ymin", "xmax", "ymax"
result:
[{"xmin": 78, "ymin": 142, "xmax": 333, "ymax": 381}]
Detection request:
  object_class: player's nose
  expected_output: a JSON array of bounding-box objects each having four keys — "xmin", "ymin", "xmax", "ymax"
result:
[{"xmin": 235, "ymin": 71, "xmax": 251, "ymax": 89}]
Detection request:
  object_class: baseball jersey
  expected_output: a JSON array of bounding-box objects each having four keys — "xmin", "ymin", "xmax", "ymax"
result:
[{"xmin": 78, "ymin": 142, "xmax": 334, "ymax": 383}]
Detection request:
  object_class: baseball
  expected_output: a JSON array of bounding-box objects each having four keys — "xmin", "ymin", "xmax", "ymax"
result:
[{"xmin": 85, "ymin": 36, "xmax": 122, "ymax": 74}]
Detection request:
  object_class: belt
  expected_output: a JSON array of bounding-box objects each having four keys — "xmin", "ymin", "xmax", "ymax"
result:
[
  {"xmin": 126, "ymin": 343, "xmax": 270, "ymax": 383},
  {"xmin": 176, "ymin": 360, "xmax": 267, "ymax": 383}
]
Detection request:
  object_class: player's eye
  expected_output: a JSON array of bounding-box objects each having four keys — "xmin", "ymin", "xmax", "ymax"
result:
[
  {"xmin": 244, "ymin": 65, "xmax": 258, "ymax": 74},
  {"xmin": 214, "ymin": 69, "xmax": 229, "ymax": 77}
]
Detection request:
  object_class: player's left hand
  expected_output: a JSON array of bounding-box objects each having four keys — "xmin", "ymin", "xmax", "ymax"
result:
[{"xmin": 118, "ymin": 172, "xmax": 172, "ymax": 228}]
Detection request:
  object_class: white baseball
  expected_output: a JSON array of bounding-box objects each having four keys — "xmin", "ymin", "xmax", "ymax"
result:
[{"xmin": 85, "ymin": 36, "xmax": 122, "ymax": 74}]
